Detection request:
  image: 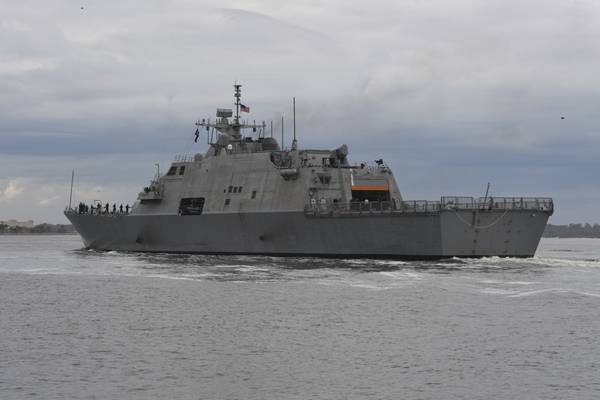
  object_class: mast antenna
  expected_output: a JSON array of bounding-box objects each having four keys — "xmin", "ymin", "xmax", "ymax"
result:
[
  {"xmin": 483, "ymin": 182, "xmax": 491, "ymax": 206},
  {"xmin": 68, "ymin": 169, "xmax": 74, "ymax": 210},
  {"xmin": 281, "ymin": 115, "xmax": 284, "ymax": 150},
  {"xmin": 292, "ymin": 97, "xmax": 297, "ymax": 150},
  {"xmin": 234, "ymin": 82, "xmax": 241, "ymax": 125}
]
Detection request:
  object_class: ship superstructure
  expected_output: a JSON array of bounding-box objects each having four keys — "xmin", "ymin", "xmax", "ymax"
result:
[{"xmin": 65, "ymin": 84, "xmax": 553, "ymax": 258}]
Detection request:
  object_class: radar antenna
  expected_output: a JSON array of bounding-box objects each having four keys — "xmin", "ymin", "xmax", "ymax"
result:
[
  {"xmin": 194, "ymin": 83, "xmax": 265, "ymax": 145},
  {"xmin": 292, "ymin": 97, "xmax": 297, "ymax": 150}
]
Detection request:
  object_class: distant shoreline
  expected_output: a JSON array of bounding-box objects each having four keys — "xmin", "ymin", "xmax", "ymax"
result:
[
  {"xmin": 543, "ymin": 236, "xmax": 600, "ymax": 240},
  {"xmin": 0, "ymin": 223, "xmax": 75, "ymax": 235},
  {"xmin": 543, "ymin": 223, "xmax": 600, "ymax": 239},
  {"xmin": 0, "ymin": 232, "xmax": 78, "ymax": 235}
]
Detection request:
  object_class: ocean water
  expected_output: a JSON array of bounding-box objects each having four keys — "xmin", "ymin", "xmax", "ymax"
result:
[{"xmin": 1, "ymin": 236, "xmax": 599, "ymax": 400}]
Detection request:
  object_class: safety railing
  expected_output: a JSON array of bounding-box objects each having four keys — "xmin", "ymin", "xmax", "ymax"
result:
[
  {"xmin": 304, "ymin": 197, "xmax": 554, "ymax": 217},
  {"xmin": 304, "ymin": 200, "xmax": 441, "ymax": 216},
  {"xmin": 476, "ymin": 197, "xmax": 553, "ymax": 211},
  {"xmin": 441, "ymin": 197, "xmax": 554, "ymax": 212},
  {"xmin": 398, "ymin": 200, "xmax": 441, "ymax": 213},
  {"xmin": 173, "ymin": 154, "xmax": 195, "ymax": 163}
]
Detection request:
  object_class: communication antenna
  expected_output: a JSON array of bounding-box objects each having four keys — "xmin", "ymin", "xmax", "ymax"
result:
[
  {"xmin": 68, "ymin": 170, "xmax": 74, "ymax": 210},
  {"xmin": 234, "ymin": 83, "xmax": 241, "ymax": 124},
  {"xmin": 483, "ymin": 182, "xmax": 491, "ymax": 206},
  {"xmin": 270, "ymin": 120, "xmax": 273, "ymax": 138},
  {"xmin": 473, "ymin": 181, "xmax": 491, "ymax": 226},
  {"xmin": 292, "ymin": 97, "xmax": 297, "ymax": 150},
  {"xmin": 281, "ymin": 115, "xmax": 284, "ymax": 150}
]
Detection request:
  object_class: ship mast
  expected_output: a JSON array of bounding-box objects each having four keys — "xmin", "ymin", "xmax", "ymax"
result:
[
  {"xmin": 194, "ymin": 83, "xmax": 265, "ymax": 145},
  {"xmin": 234, "ymin": 83, "xmax": 241, "ymax": 125}
]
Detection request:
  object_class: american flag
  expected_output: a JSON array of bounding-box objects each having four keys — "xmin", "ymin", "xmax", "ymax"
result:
[{"xmin": 240, "ymin": 104, "xmax": 250, "ymax": 113}]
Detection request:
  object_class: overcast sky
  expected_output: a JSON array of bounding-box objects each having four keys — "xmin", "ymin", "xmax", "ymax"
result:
[{"xmin": 1, "ymin": 0, "xmax": 599, "ymax": 224}]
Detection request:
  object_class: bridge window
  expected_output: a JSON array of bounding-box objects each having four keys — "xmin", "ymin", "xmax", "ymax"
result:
[
  {"xmin": 233, "ymin": 187, "xmax": 238, "ymax": 193},
  {"xmin": 317, "ymin": 173, "xmax": 331, "ymax": 184},
  {"xmin": 238, "ymin": 186, "xmax": 243, "ymax": 193},
  {"xmin": 167, "ymin": 166, "xmax": 178, "ymax": 176},
  {"xmin": 179, "ymin": 166, "xmax": 186, "ymax": 175},
  {"xmin": 179, "ymin": 197, "xmax": 205, "ymax": 215},
  {"xmin": 228, "ymin": 186, "xmax": 233, "ymax": 193},
  {"xmin": 224, "ymin": 198, "xmax": 231, "ymax": 206}
]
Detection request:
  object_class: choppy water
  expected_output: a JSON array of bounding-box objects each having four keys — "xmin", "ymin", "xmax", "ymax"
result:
[{"xmin": 1, "ymin": 236, "xmax": 600, "ymax": 399}]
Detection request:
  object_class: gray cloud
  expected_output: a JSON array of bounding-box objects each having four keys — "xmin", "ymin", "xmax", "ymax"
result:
[{"xmin": 1, "ymin": 0, "xmax": 599, "ymax": 223}]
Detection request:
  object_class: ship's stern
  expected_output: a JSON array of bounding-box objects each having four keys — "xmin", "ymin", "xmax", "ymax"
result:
[{"xmin": 439, "ymin": 197, "xmax": 553, "ymax": 257}]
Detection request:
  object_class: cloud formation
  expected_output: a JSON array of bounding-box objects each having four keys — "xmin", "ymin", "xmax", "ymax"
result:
[
  {"xmin": 1, "ymin": 0, "xmax": 599, "ymax": 223},
  {"xmin": 0, "ymin": 180, "xmax": 25, "ymax": 203}
]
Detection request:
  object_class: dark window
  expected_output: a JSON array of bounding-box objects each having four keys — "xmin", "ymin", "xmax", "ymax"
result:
[
  {"xmin": 351, "ymin": 190, "xmax": 390, "ymax": 203},
  {"xmin": 251, "ymin": 190, "xmax": 257, "ymax": 199},
  {"xmin": 167, "ymin": 166, "xmax": 178, "ymax": 176},
  {"xmin": 179, "ymin": 197, "xmax": 205, "ymax": 215},
  {"xmin": 179, "ymin": 166, "xmax": 186, "ymax": 175},
  {"xmin": 233, "ymin": 187, "xmax": 238, "ymax": 193},
  {"xmin": 238, "ymin": 186, "xmax": 243, "ymax": 193},
  {"xmin": 317, "ymin": 173, "xmax": 331, "ymax": 184},
  {"xmin": 224, "ymin": 198, "xmax": 231, "ymax": 206},
  {"xmin": 228, "ymin": 186, "xmax": 233, "ymax": 193}
]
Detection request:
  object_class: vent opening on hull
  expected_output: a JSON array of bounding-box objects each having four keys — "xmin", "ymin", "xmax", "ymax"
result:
[{"xmin": 179, "ymin": 197, "xmax": 205, "ymax": 215}]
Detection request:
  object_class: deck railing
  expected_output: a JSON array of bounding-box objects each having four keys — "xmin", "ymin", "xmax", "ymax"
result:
[
  {"xmin": 173, "ymin": 154, "xmax": 195, "ymax": 163},
  {"xmin": 304, "ymin": 197, "xmax": 553, "ymax": 217}
]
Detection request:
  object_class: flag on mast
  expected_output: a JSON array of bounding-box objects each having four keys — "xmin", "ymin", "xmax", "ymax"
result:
[{"xmin": 240, "ymin": 104, "xmax": 250, "ymax": 113}]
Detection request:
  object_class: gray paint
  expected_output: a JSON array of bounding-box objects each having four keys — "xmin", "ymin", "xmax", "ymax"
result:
[
  {"xmin": 65, "ymin": 95, "xmax": 553, "ymax": 259},
  {"xmin": 66, "ymin": 209, "xmax": 549, "ymax": 258}
]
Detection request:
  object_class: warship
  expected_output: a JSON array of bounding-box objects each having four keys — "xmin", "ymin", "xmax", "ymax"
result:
[{"xmin": 65, "ymin": 84, "xmax": 553, "ymax": 259}]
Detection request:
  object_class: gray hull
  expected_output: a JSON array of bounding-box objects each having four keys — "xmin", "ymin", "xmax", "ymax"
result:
[
  {"xmin": 64, "ymin": 85, "xmax": 554, "ymax": 260},
  {"xmin": 65, "ymin": 209, "xmax": 550, "ymax": 259}
]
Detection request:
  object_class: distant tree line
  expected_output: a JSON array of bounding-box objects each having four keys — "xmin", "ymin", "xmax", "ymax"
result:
[
  {"xmin": 0, "ymin": 223, "xmax": 75, "ymax": 234},
  {"xmin": 544, "ymin": 223, "xmax": 600, "ymax": 238}
]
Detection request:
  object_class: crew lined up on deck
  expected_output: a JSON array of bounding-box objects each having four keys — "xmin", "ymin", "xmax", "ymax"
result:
[{"xmin": 77, "ymin": 202, "xmax": 130, "ymax": 215}]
